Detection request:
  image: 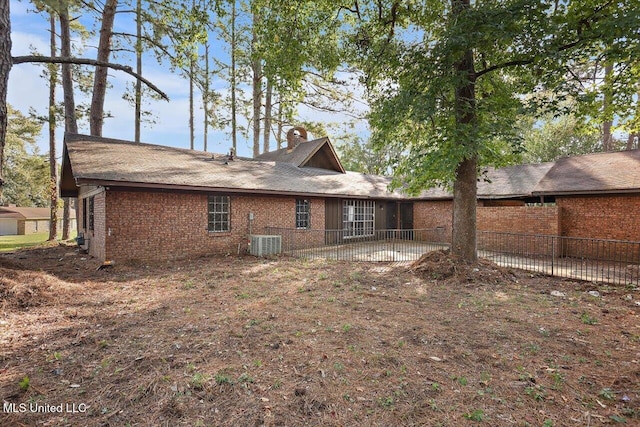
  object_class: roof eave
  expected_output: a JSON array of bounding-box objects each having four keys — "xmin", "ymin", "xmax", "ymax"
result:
[
  {"xmin": 478, "ymin": 194, "xmax": 532, "ymax": 200},
  {"xmin": 74, "ymin": 178, "xmax": 404, "ymax": 200},
  {"xmin": 532, "ymin": 188, "xmax": 640, "ymax": 197}
]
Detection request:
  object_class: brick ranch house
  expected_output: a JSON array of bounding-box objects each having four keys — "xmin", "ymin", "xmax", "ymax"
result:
[{"xmin": 60, "ymin": 131, "xmax": 640, "ymax": 263}]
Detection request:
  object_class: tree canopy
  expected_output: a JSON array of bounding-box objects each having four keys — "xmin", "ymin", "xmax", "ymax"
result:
[
  {"xmin": 3, "ymin": 105, "xmax": 48, "ymax": 207},
  {"xmin": 343, "ymin": 0, "xmax": 640, "ymax": 261}
]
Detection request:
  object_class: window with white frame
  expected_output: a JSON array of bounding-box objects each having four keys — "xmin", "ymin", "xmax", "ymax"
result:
[
  {"xmin": 208, "ymin": 195, "xmax": 230, "ymax": 232},
  {"xmin": 295, "ymin": 199, "xmax": 311, "ymax": 229},
  {"xmin": 343, "ymin": 200, "xmax": 374, "ymax": 238}
]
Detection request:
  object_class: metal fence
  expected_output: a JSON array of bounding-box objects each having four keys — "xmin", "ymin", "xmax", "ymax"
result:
[
  {"xmin": 478, "ymin": 232, "xmax": 640, "ymax": 285},
  {"xmin": 263, "ymin": 227, "xmax": 640, "ymax": 285},
  {"xmin": 263, "ymin": 227, "xmax": 449, "ymax": 262}
]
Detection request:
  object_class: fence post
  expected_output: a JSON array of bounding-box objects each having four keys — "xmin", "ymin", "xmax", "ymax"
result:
[{"xmin": 551, "ymin": 236, "xmax": 555, "ymax": 277}]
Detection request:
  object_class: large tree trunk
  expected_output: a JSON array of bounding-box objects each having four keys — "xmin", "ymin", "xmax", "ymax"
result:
[
  {"xmin": 251, "ymin": 13, "xmax": 262, "ymax": 158},
  {"xmin": 450, "ymin": 0, "xmax": 478, "ymax": 263},
  {"xmin": 90, "ymin": 0, "xmax": 118, "ymax": 136},
  {"xmin": 276, "ymin": 98, "xmax": 283, "ymax": 150},
  {"xmin": 189, "ymin": 56, "xmax": 194, "ymax": 150},
  {"xmin": 59, "ymin": 2, "xmax": 78, "ymax": 241},
  {"xmin": 0, "ymin": 0, "xmax": 12, "ymax": 197},
  {"xmin": 134, "ymin": 0, "xmax": 142, "ymax": 142},
  {"xmin": 203, "ymin": 40, "xmax": 209, "ymax": 152},
  {"xmin": 602, "ymin": 63, "xmax": 614, "ymax": 151},
  {"xmin": 48, "ymin": 13, "xmax": 58, "ymax": 241},
  {"xmin": 62, "ymin": 198, "xmax": 70, "ymax": 240},
  {"xmin": 59, "ymin": 3, "xmax": 78, "ymax": 133},
  {"xmin": 230, "ymin": 0, "xmax": 237, "ymax": 154},
  {"xmin": 263, "ymin": 78, "xmax": 272, "ymax": 153}
]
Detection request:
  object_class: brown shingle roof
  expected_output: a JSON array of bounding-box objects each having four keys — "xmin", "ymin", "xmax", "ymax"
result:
[
  {"xmin": 477, "ymin": 163, "xmax": 554, "ymax": 199},
  {"xmin": 61, "ymin": 134, "xmax": 640, "ymax": 201},
  {"xmin": 62, "ymin": 134, "xmax": 402, "ymax": 199},
  {"xmin": 255, "ymin": 138, "xmax": 326, "ymax": 164},
  {"xmin": 533, "ymin": 149, "xmax": 640, "ymax": 195},
  {"xmin": 255, "ymin": 137, "xmax": 345, "ymax": 173},
  {"xmin": 0, "ymin": 207, "xmax": 71, "ymax": 219}
]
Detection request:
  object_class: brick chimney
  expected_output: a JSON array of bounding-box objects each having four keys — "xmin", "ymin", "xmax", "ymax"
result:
[{"xmin": 286, "ymin": 126, "xmax": 308, "ymax": 152}]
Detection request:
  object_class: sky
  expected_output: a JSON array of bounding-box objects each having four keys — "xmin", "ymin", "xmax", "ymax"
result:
[{"xmin": 8, "ymin": 0, "xmax": 369, "ymax": 161}]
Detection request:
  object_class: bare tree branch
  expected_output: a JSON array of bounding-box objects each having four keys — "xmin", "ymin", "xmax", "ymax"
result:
[{"xmin": 12, "ymin": 55, "xmax": 169, "ymax": 100}]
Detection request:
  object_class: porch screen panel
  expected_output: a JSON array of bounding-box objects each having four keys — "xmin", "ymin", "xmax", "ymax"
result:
[{"xmin": 343, "ymin": 200, "xmax": 375, "ymax": 238}]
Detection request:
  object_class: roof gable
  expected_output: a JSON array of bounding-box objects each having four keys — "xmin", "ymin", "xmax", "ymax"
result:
[
  {"xmin": 60, "ymin": 140, "xmax": 77, "ymax": 198},
  {"xmin": 255, "ymin": 137, "xmax": 345, "ymax": 173}
]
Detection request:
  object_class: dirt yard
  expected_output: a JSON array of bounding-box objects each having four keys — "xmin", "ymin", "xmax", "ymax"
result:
[{"xmin": 1, "ymin": 244, "xmax": 639, "ymax": 426}]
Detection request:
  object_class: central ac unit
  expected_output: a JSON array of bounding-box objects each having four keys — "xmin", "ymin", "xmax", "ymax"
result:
[{"xmin": 250, "ymin": 235, "xmax": 282, "ymax": 256}]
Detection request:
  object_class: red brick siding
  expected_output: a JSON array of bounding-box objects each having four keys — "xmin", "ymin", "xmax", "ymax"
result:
[
  {"xmin": 557, "ymin": 195, "xmax": 640, "ymax": 241},
  {"xmin": 101, "ymin": 189, "xmax": 326, "ymax": 263},
  {"xmin": 476, "ymin": 206, "xmax": 560, "ymax": 255},
  {"xmin": 412, "ymin": 202, "xmax": 561, "ymax": 253},
  {"xmin": 557, "ymin": 195, "xmax": 640, "ymax": 262},
  {"xmin": 477, "ymin": 206, "xmax": 560, "ymax": 235},
  {"xmin": 263, "ymin": 198, "xmax": 326, "ymax": 251},
  {"xmin": 413, "ymin": 201, "xmax": 452, "ymax": 242}
]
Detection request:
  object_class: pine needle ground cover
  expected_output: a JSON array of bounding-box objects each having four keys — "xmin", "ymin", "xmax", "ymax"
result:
[{"xmin": 1, "ymin": 244, "xmax": 638, "ymax": 426}]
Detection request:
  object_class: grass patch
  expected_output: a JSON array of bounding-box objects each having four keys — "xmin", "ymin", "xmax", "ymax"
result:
[{"xmin": 0, "ymin": 231, "xmax": 77, "ymax": 252}]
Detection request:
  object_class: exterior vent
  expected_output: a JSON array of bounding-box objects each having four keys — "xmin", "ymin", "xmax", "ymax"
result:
[{"xmin": 249, "ymin": 235, "xmax": 282, "ymax": 256}]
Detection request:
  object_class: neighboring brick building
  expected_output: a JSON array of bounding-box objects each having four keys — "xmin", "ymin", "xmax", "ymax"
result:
[{"xmin": 60, "ymin": 131, "xmax": 640, "ymax": 263}]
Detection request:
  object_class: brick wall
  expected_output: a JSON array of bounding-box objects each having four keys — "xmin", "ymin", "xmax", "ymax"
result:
[
  {"xmin": 557, "ymin": 195, "xmax": 640, "ymax": 241},
  {"xmin": 477, "ymin": 206, "xmax": 560, "ymax": 235},
  {"xmin": 476, "ymin": 206, "xmax": 560, "ymax": 255},
  {"xmin": 413, "ymin": 200, "xmax": 452, "ymax": 242},
  {"xmin": 557, "ymin": 195, "xmax": 640, "ymax": 262},
  {"xmin": 80, "ymin": 186, "xmax": 640, "ymax": 263},
  {"xmin": 101, "ymin": 189, "xmax": 326, "ymax": 263},
  {"xmin": 18, "ymin": 219, "xmax": 70, "ymax": 235},
  {"xmin": 412, "ymin": 202, "xmax": 562, "ymax": 253}
]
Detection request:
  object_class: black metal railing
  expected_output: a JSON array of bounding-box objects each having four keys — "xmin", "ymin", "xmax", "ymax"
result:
[
  {"xmin": 478, "ymin": 232, "xmax": 640, "ymax": 285},
  {"xmin": 262, "ymin": 227, "xmax": 640, "ymax": 285},
  {"xmin": 263, "ymin": 227, "xmax": 449, "ymax": 262}
]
